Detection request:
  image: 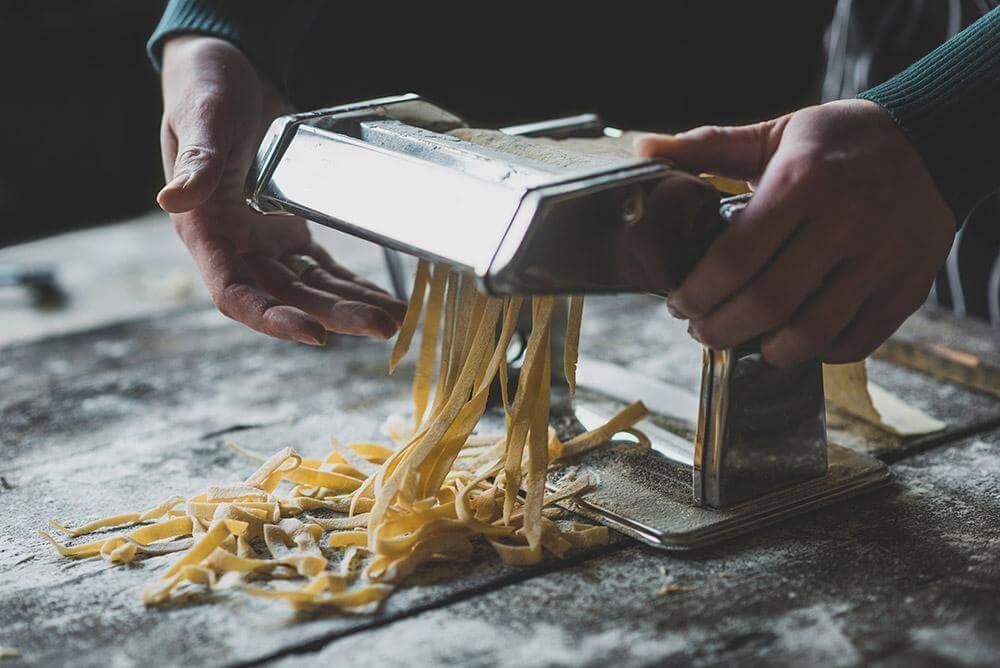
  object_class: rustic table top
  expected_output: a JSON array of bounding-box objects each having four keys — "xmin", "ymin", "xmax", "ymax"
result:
[{"xmin": 1, "ymin": 216, "xmax": 998, "ymax": 667}]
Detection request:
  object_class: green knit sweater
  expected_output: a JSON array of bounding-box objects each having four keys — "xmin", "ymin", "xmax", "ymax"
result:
[
  {"xmin": 149, "ymin": 2, "xmax": 1000, "ymax": 222},
  {"xmin": 857, "ymin": 8, "xmax": 1000, "ymax": 223},
  {"xmin": 148, "ymin": 0, "xmax": 322, "ymax": 89}
]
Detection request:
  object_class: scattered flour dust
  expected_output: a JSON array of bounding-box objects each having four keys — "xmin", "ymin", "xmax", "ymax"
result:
[
  {"xmin": 911, "ymin": 620, "xmax": 1000, "ymax": 665},
  {"xmin": 905, "ymin": 439, "xmax": 1000, "ymax": 488},
  {"xmin": 271, "ymin": 617, "xmax": 698, "ymax": 668},
  {"xmin": 277, "ymin": 603, "xmax": 862, "ymax": 667},
  {"xmin": 770, "ymin": 603, "xmax": 860, "ymax": 667},
  {"xmin": 896, "ymin": 439, "xmax": 1000, "ymax": 521}
]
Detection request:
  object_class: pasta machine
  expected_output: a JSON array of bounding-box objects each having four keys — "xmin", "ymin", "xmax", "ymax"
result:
[{"xmin": 246, "ymin": 94, "xmax": 891, "ymax": 550}]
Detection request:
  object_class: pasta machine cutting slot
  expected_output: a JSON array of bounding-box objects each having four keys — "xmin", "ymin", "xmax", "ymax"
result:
[{"xmin": 247, "ymin": 94, "xmax": 891, "ymax": 550}]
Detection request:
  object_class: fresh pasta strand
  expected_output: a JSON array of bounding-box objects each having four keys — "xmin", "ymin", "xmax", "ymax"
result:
[
  {"xmin": 390, "ymin": 259, "xmax": 431, "ymax": 373},
  {"xmin": 565, "ymin": 295, "xmax": 584, "ymax": 398}
]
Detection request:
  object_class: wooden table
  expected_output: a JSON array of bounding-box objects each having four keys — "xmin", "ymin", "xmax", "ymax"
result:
[{"xmin": 1, "ymin": 216, "xmax": 998, "ymax": 667}]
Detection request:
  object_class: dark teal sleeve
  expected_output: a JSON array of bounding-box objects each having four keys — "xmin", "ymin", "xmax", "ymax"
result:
[
  {"xmin": 858, "ymin": 7, "xmax": 1000, "ymax": 223},
  {"xmin": 147, "ymin": 0, "xmax": 323, "ymax": 88}
]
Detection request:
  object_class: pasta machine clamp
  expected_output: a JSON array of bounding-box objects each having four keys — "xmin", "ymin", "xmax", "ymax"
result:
[{"xmin": 246, "ymin": 94, "xmax": 891, "ymax": 550}]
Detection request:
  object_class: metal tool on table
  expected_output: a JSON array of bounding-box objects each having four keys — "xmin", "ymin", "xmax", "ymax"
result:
[
  {"xmin": 246, "ymin": 94, "xmax": 891, "ymax": 550},
  {"xmin": 0, "ymin": 263, "xmax": 65, "ymax": 308}
]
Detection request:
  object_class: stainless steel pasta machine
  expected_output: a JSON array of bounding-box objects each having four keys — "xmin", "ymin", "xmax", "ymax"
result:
[{"xmin": 246, "ymin": 94, "xmax": 891, "ymax": 550}]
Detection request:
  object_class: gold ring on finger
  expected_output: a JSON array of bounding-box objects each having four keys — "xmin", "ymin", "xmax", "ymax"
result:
[{"xmin": 286, "ymin": 254, "xmax": 320, "ymax": 278}]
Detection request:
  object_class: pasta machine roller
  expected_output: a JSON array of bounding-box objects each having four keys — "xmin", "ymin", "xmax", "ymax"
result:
[{"xmin": 247, "ymin": 94, "xmax": 891, "ymax": 550}]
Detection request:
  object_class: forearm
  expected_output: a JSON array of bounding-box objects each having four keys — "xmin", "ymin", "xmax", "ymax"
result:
[
  {"xmin": 858, "ymin": 7, "xmax": 1000, "ymax": 224},
  {"xmin": 147, "ymin": 0, "xmax": 323, "ymax": 89}
]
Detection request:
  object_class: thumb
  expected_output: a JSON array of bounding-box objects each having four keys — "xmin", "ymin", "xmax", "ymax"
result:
[
  {"xmin": 157, "ymin": 103, "xmax": 235, "ymax": 214},
  {"xmin": 634, "ymin": 118, "xmax": 784, "ymax": 182}
]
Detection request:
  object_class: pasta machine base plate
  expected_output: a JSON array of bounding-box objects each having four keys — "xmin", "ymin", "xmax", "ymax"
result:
[{"xmin": 551, "ymin": 441, "xmax": 892, "ymax": 551}]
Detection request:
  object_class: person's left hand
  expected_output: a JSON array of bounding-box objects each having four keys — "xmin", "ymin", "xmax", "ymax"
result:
[{"xmin": 635, "ymin": 99, "xmax": 956, "ymax": 366}]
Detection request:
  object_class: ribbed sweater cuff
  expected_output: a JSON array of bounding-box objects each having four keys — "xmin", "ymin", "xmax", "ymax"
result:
[
  {"xmin": 147, "ymin": 0, "xmax": 321, "ymax": 88},
  {"xmin": 858, "ymin": 7, "xmax": 1000, "ymax": 223}
]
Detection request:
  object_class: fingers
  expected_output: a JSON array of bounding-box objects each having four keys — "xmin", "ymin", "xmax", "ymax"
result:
[
  {"xmin": 244, "ymin": 256, "xmax": 401, "ymax": 339},
  {"xmin": 758, "ymin": 260, "xmax": 874, "ymax": 367},
  {"xmin": 300, "ymin": 266, "xmax": 407, "ymax": 326},
  {"xmin": 667, "ymin": 155, "xmax": 812, "ymax": 320},
  {"xmin": 181, "ymin": 230, "xmax": 327, "ymax": 346},
  {"xmin": 821, "ymin": 276, "xmax": 933, "ymax": 365},
  {"xmin": 634, "ymin": 116, "xmax": 787, "ymax": 181},
  {"xmin": 302, "ymin": 243, "xmax": 407, "ymax": 324},
  {"xmin": 636, "ymin": 118, "xmax": 802, "ymax": 321},
  {"xmin": 218, "ymin": 284, "xmax": 328, "ymax": 345},
  {"xmin": 687, "ymin": 217, "xmax": 841, "ymax": 349}
]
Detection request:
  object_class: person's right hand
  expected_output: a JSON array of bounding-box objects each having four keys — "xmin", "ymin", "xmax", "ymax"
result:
[
  {"xmin": 158, "ymin": 36, "xmax": 406, "ymax": 346},
  {"xmin": 635, "ymin": 100, "xmax": 955, "ymax": 367}
]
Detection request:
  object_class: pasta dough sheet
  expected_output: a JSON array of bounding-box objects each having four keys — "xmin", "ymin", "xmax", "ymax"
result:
[
  {"xmin": 449, "ymin": 128, "xmax": 640, "ymax": 171},
  {"xmin": 824, "ymin": 361, "xmax": 946, "ymax": 436}
]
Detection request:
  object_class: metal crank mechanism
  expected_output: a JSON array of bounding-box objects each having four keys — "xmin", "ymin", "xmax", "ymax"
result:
[{"xmin": 247, "ymin": 94, "xmax": 892, "ymax": 550}]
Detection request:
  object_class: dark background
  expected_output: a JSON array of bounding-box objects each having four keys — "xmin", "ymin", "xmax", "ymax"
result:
[{"xmin": 0, "ymin": 1, "xmax": 837, "ymax": 247}]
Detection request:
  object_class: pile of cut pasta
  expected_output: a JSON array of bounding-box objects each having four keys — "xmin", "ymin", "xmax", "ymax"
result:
[{"xmin": 40, "ymin": 262, "xmax": 647, "ymax": 613}]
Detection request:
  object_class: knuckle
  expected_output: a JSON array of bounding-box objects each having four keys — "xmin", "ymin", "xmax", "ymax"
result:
[
  {"xmin": 771, "ymin": 320, "xmax": 828, "ymax": 363},
  {"xmin": 747, "ymin": 283, "xmax": 796, "ymax": 329},
  {"xmin": 679, "ymin": 294, "xmax": 708, "ymax": 320},
  {"xmin": 175, "ymin": 144, "xmax": 218, "ymax": 169},
  {"xmin": 183, "ymin": 92, "xmax": 221, "ymax": 124},
  {"xmin": 794, "ymin": 319, "xmax": 828, "ymax": 351},
  {"xmin": 700, "ymin": 334, "xmax": 727, "ymax": 350},
  {"xmin": 688, "ymin": 325, "xmax": 721, "ymax": 348},
  {"xmin": 762, "ymin": 348, "xmax": 796, "ymax": 368},
  {"xmin": 686, "ymin": 124, "xmax": 726, "ymax": 142},
  {"xmin": 702, "ymin": 125, "xmax": 729, "ymax": 143},
  {"xmin": 212, "ymin": 293, "xmax": 234, "ymax": 319},
  {"xmin": 775, "ymin": 151, "xmax": 824, "ymax": 191},
  {"xmin": 760, "ymin": 338, "xmax": 794, "ymax": 367},
  {"xmin": 213, "ymin": 283, "xmax": 244, "ymax": 320},
  {"xmin": 690, "ymin": 323, "xmax": 724, "ymax": 350}
]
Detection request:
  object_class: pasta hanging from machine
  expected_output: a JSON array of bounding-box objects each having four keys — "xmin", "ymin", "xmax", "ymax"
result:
[{"xmin": 39, "ymin": 260, "xmax": 648, "ymax": 612}]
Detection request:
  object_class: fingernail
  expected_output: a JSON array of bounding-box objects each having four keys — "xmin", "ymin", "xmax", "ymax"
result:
[
  {"xmin": 156, "ymin": 172, "xmax": 189, "ymax": 207},
  {"xmin": 687, "ymin": 323, "xmax": 704, "ymax": 344},
  {"xmin": 376, "ymin": 317, "xmax": 399, "ymax": 340},
  {"xmin": 162, "ymin": 171, "xmax": 189, "ymax": 193},
  {"xmin": 637, "ymin": 132, "xmax": 679, "ymax": 153},
  {"xmin": 302, "ymin": 330, "xmax": 327, "ymax": 346},
  {"xmin": 666, "ymin": 298, "xmax": 688, "ymax": 320},
  {"xmin": 633, "ymin": 132, "xmax": 668, "ymax": 156},
  {"xmin": 631, "ymin": 132, "xmax": 652, "ymax": 151}
]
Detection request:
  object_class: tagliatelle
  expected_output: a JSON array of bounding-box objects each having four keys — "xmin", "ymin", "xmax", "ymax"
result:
[
  {"xmin": 390, "ymin": 259, "xmax": 431, "ymax": 373},
  {"xmin": 39, "ymin": 263, "xmax": 648, "ymax": 612},
  {"xmin": 565, "ymin": 296, "xmax": 584, "ymax": 397}
]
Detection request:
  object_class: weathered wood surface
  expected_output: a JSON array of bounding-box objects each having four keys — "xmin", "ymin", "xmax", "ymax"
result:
[
  {"xmin": 0, "ymin": 295, "xmax": 997, "ymax": 666},
  {"xmin": 273, "ymin": 428, "xmax": 1000, "ymax": 668},
  {"xmin": 875, "ymin": 306, "xmax": 1000, "ymax": 399},
  {"xmin": 880, "ymin": 305, "xmax": 1000, "ymax": 372},
  {"xmin": 0, "ymin": 308, "xmax": 615, "ymax": 667}
]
